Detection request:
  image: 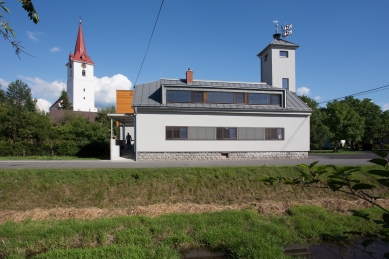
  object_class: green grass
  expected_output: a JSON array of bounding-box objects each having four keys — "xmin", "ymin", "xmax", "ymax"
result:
[
  {"xmin": 0, "ymin": 156, "xmax": 105, "ymax": 160},
  {"xmin": 0, "ymin": 165, "xmax": 386, "ymax": 210},
  {"xmin": 0, "ymin": 207, "xmax": 382, "ymax": 259}
]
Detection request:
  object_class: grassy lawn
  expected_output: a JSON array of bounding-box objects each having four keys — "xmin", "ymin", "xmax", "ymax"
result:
[
  {"xmin": 0, "ymin": 206, "xmax": 383, "ymax": 259},
  {"xmin": 0, "ymin": 165, "xmax": 386, "ymax": 210},
  {"xmin": 0, "ymin": 165, "xmax": 387, "ymax": 258}
]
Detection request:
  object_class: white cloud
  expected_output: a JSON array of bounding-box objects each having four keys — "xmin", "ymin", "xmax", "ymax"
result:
[
  {"xmin": 27, "ymin": 31, "xmax": 42, "ymax": 41},
  {"xmin": 297, "ymin": 87, "xmax": 310, "ymax": 96},
  {"xmin": 50, "ymin": 47, "xmax": 60, "ymax": 53},
  {"xmin": 36, "ymin": 98, "xmax": 52, "ymax": 112},
  {"xmin": 19, "ymin": 76, "xmax": 65, "ymax": 102},
  {"xmin": 382, "ymin": 103, "xmax": 389, "ymax": 111},
  {"xmin": 314, "ymin": 96, "xmax": 321, "ymax": 101},
  {"xmin": 0, "ymin": 78, "xmax": 9, "ymax": 88},
  {"xmin": 94, "ymin": 74, "xmax": 133, "ymax": 108},
  {"xmin": 18, "ymin": 74, "xmax": 132, "ymax": 110}
]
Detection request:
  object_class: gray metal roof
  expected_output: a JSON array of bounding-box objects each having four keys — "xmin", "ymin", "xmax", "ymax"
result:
[
  {"xmin": 132, "ymin": 79, "xmax": 311, "ymax": 113},
  {"xmin": 257, "ymin": 38, "xmax": 299, "ymax": 57}
]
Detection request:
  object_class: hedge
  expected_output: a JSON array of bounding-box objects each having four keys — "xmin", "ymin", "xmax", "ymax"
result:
[{"xmin": 0, "ymin": 140, "xmax": 109, "ymax": 157}]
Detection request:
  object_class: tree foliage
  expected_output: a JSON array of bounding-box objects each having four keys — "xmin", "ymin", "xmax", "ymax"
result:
[
  {"xmin": 324, "ymin": 100, "xmax": 365, "ymax": 149},
  {"xmin": 343, "ymin": 96, "xmax": 382, "ymax": 143},
  {"xmin": 5, "ymin": 79, "xmax": 36, "ymax": 111},
  {"xmin": 95, "ymin": 105, "xmax": 119, "ymax": 138},
  {"xmin": 56, "ymin": 90, "xmax": 73, "ymax": 110},
  {"xmin": 299, "ymin": 95, "xmax": 329, "ymax": 150},
  {"xmin": 1, "ymin": 0, "xmax": 39, "ymax": 57}
]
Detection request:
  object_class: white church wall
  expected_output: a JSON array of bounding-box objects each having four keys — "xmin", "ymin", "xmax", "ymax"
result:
[{"xmin": 67, "ymin": 61, "xmax": 96, "ymax": 112}]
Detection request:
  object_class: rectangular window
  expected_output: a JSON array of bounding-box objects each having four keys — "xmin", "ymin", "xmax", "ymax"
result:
[
  {"xmin": 248, "ymin": 93, "xmax": 270, "ymax": 105},
  {"xmin": 265, "ymin": 128, "xmax": 284, "ymax": 140},
  {"xmin": 235, "ymin": 93, "xmax": 245, "ymax": 103},
  {"xmin": 166, "ymin": 126, "xmax": 187, "ymax": 139},
  {"xmin": 282, "ymin": 78, "xmax": 289, "ymax": 89},
  {"xmin": 280, "ymin": 51, "xmax": 288, "ymax": 57},
  {"xmin": 192, "ymin": 92, "xmax": 203, "ymax": 102},
  {"xmin": 271, "ymin": 95, "xmax": 281, "ymax": 105},
  {"xmin": 217, "ymin": 127, "xmax": 237, "ymax": 140},
  {"xmin": 166, "ymin": 90, "xmax": 192, "ymax": 103},
  {"xmin": 166, "ymin": 90, "xmax": 281, "ymax": 106},
  {"xmin": 207, "ymin": 92, "xmax": 234, "ymax": 103},
  {"xmin": 265, "ymin": 53, "xmax": 268, "ymax": 61}
]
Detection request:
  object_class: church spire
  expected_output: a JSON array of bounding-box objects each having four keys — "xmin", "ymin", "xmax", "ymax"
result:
[{"xmin": 69, "ymin": 20, "xmax": 94, "ymax": 64}]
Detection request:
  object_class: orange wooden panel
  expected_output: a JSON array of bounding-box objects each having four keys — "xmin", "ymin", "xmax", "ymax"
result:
[{"xmin": 116, "ymin": 90, "xmax": 134, "ymax": 114}]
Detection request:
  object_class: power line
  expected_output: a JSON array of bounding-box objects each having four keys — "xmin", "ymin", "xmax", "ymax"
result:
[
  {"xmin": 134, "ymin": 0, "xmax": 165, "ymax": 86},
  {"xmin": 319, "ymin": 84, "xmax": 389, "ymax": 104}
]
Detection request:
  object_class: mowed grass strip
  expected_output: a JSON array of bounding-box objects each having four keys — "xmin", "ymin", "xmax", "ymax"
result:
[
  {"xmin": 0, "ymin": 207, "xmax": 382, "ymax": 259},
  {"xmin": 0, "ymin": 165, "xmax": 386, "ymax": 210}
]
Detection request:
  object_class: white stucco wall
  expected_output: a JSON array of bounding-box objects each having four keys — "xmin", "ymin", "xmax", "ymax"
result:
[
  {"xmin": 135, "ymin": 111, "xmax": 310, "ymax": 152},
  {"xmin": 66, "ymin": 61, "xmax": 96, "ymax": 112},
  {"xmin": 271, "ymin": 48, "xmax": 296, "ymax": 92}
]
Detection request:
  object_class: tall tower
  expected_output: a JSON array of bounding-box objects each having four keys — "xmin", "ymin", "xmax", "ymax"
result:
[
  {"xmin": 66, "ymin": 20, "xmax": 97, "ymax": 112},
  {"xmin": 257, "ymin": 26, "xmax": 299, "ymax": 92}
]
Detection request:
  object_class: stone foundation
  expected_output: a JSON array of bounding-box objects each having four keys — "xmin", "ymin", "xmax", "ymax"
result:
[{"xmin": 137, "ymin": 151, "xmax": 308, "ymax": 161}]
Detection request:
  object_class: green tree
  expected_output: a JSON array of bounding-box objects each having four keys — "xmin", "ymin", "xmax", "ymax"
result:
[
  {"xmin": 380, "ymin": 111, "xmax": 389, "ymax": 142},
  {"xmin": 54, "ymin": 112, "xmax": 108, "ymax": 143},
  {"xmin": 1, "ymin": 0, "xmax": 39, "ymax": 56},
  {"xmin": 95, "ymin": 105, "xmax": 119, "ymax": 138},
  {"xmin": 0, "ymin": 84, "xmax": 6, "ymax": 104},
  {"xmin": 299, "ymin": 95, "xmax": 329, "ymax": 150},
  {"xmin": 5, "ymin": 79, "xmax": 36, "ymax": 112},
  {"xmin": 57, "ymin": 90, "xmax": 73, "ymax": 110},
  {"xmin": 343, "ymin": 96, "xmax": 382, "ymax": 144},
  {"xmin": 324, "ymin": 100, "xmax": 365, "ymax": 151}
]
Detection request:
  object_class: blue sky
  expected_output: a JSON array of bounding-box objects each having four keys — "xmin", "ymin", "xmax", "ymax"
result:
[{"xmin": 1, "ymin": 0, "xmax": 388, "ymax": 111}]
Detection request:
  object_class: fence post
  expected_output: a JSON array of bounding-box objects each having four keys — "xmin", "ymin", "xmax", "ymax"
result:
[{"xmin": 23, "ymin": 149, "xmax": 25, "ymax": 157}]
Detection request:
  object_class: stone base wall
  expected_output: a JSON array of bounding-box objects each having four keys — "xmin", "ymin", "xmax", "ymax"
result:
[{"xmin": 137, "ymin": 151, "xmax": 308, "ymax": 161}]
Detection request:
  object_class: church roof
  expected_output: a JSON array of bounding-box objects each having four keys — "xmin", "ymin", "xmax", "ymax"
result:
[{"xmin": 69, "ymin": 21, "xmax": 94, "ymax": 65}]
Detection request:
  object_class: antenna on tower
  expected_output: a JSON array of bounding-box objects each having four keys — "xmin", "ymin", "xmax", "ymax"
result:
[
  {"xmin": 273, "ymin": 19, "xmax": 279, "ymax": 34},
  {"xmin": 282, "ymin": 23, "xmax": 293, "ymax": 41}
]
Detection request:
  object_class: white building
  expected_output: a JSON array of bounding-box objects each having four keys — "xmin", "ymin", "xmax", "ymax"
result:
[
  {"xmin": 65, "ymin": 20, "xmax": 97, "ymax": 112},
  {"xmin": 109, "ymin": 31, "xmax": 311, "ymax": 161}
]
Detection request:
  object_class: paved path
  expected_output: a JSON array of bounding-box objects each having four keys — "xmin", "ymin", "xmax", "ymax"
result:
[{"xmin": 0, "ymin": 152, "xmax": 380, "ymax": 169}]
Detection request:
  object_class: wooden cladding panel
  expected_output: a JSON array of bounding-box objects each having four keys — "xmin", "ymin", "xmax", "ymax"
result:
[{"xmin": 116, "ymin": 90, "xmax": 134, "ymax": 114}]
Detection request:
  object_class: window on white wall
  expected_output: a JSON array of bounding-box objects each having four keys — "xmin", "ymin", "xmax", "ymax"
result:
[
  {"xmin": 264, "ymin": 53, "xmax": 268, "ymax": 61},
  {"xmin": 282, "ymin": 78, "xmax": 289, "ymax": 89},
  {"xmin": 166, "ymin": 126, "xmax": 187, "ymax": 139},
  {"xmin": 280, "ymin": 51, "xmax": 288, "ymax": 57}
]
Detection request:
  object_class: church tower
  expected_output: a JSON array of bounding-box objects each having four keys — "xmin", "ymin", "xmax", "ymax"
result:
[
  {"xmin": 66, "ymin": 20, "xmax": 97, "ymax": 112},
  {"xmin": 257, "ymin": 23, "xmax": 299, "ymax": 92}
]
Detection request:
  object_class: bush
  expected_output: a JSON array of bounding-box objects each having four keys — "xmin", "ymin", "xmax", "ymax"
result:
[{"xmin": 0, "ymin": 140, "xmax": 109, "ymax": 157}]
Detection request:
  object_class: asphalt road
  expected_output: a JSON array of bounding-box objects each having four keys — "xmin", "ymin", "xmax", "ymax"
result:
[{"xmin": 0, "ymin": 152, "xmax": 381, "ymax": 169}]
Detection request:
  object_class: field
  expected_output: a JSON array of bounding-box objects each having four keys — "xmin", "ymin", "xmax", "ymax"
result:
[{"xmin": 0, "ymin": 165, "xmax": 388, "ymax": 258}]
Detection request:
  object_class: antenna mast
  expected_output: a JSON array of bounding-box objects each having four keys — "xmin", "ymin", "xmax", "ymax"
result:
[
  {"xmin": 282, "ymin": 23, "xmax": 292, "ymax": 41},
  {"xmin": 273, "ymin": 19, "xmax": 279, "ymax": 34}
]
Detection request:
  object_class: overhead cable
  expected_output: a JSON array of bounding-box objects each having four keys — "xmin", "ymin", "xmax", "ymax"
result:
[
  {"xmin": 319, "ymin": 84, "xmax": 389, "ymax": 104},
  {"xmin": 134, "ymin": 0, "xmax": 165, "ymax": 86}
]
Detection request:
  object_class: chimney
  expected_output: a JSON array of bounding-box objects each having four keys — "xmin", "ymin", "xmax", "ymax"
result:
[{"xmin": 186, "ymin": 68, "xmax": 193, "ymax": 84}]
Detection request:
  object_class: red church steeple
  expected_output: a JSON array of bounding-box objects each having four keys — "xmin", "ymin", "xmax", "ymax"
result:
[{"xmin": 69, "ymin": 20, "xmax": 94, "ymax": 64}]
